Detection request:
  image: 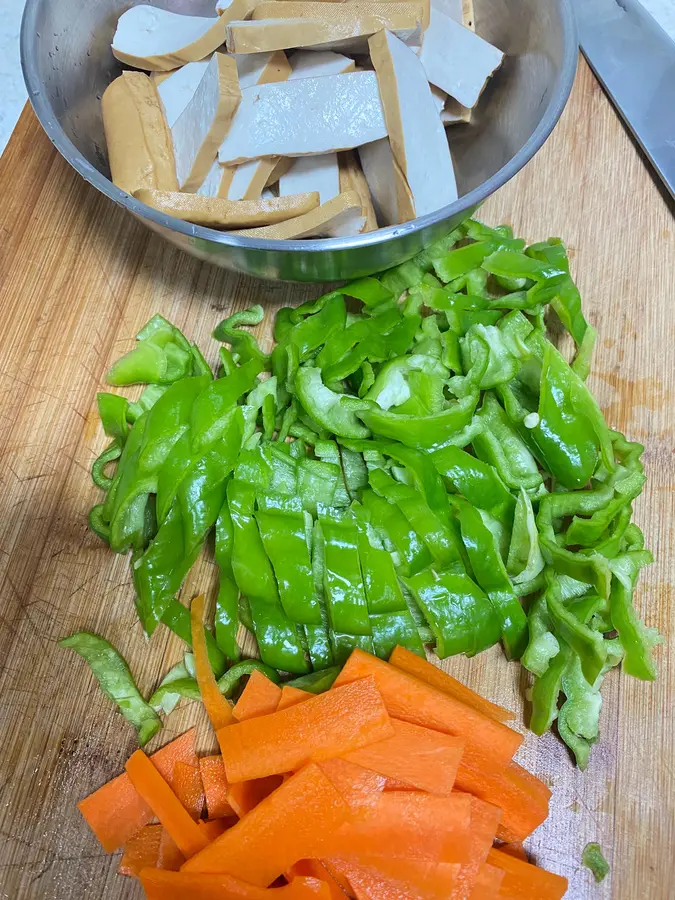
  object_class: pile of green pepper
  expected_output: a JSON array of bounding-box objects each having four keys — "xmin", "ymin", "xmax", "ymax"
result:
[{"xmin": 86, "ymin": 218, "xmax": 660, "ymax": 767}]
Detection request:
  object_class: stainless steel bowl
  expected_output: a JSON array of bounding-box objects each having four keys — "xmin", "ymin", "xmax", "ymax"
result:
[{"xmin": 21, "ymin": 0, "xmax": 577, "ymax": 282}]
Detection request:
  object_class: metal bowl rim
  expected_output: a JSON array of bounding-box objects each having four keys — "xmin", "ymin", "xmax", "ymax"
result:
[{"xmin": 20, "ymin": 0, "xmax": 578, "ymax": 256}]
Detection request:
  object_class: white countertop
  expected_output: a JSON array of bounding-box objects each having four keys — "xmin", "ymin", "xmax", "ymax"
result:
[{"xmin": 1, "ymin": 0, "xmax": 675, "ymax": 155}]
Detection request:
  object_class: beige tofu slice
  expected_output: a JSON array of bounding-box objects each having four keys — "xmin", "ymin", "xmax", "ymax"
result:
[
  {"xmin": 102, "ymin": 72, "xmax": 178, "ymax": 196},
  {"xmin": 233, "ymin": 191, "xmax": 365, "ymax": 238},
  {"xmin": 251, "ymin": 1, "xmax": 425, "ymax": 23},
  {"xmin": 226, "ymin": 158, "xmax": 283, "ymax": 199},
  {"xmin": 134, "ymin": 189, "xmax": 320, "ymax": 228},
  {"xmin": 418, "ymin": 7, "xmax": 503, "ymax": 108},
  {"xmin": 369, "ymin": 29, "xmax": 457, "ymax": 221},
  {"xmin": 226, "ymin": 12, "xmax": 420, "ymax": 54},
  {"xmin": 288, "ymin": 50, "xmax": 355, "ymax": 79},
  {"xmin": 430, "ymin": 84, "xmax": 471, "ymax": 125},
  {"xmin": 196, "ymin": 158, "xmax": 232, "ymax": 197},
  {"xmin": 171, "ymin": 53, "xmax": 241, "ymax": 192},
  {"xmin": 235, "ymin": 49, "xmax": 292, "ymax": 88},
  {"xmin": 279, "ymin": 154, "xmax": 341, "ymax": 206},
  {"xmin": 112, "ymin": 6, "xmax": 228, "ymax": 71},
  {"xmin": 358, "ymin": 137, "xmax": 406, "ymax": 227},
  {"xmin": 338, "ymin": 150, "xmax": 378, "ymax": 232},
  {"xmin": 218, "ymin": 71, "xmax": 387, "ymax": 165},
  {"xmin": 216, "ymin": 0, "xmax": 262, "ymax": 16},
  {"xmin": 157, "ymin": 60, "xmax": 211, "ymax": 129},
  {"xmin": 264, "ymin": 157, "xmax": 293, "ymax": 187}
]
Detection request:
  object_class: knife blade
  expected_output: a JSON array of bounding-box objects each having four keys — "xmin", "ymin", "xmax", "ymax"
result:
[{"xmin": 571, "ymin": 0, "xmax": 675, "ymax": 200}]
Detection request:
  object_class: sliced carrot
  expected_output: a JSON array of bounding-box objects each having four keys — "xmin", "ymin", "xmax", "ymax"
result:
[
  {"xmin": 487, "ymin": 849, "xmax": 568, "ymax": 900},
  {"xmin": 200, "ymin": 819, "xmax": 234, "ymax": 841},
  {"xmin": 159, "ymin": 829, "xmax": 185, "ymax": 871},
  {"xmin": 323, "ymin": 791, "xmax": 472, "ymax": 865},
  {"xmin": 318, "ymin": 758, "xmax": 386, "ymax": 808},
  {"xmin": 192, "ymin": 594, "xmax": 235, "ymax": 731},
  {"xmin": 218, "ymin": 677, "xmax": 393, "ymax": 783},
  {"xmin": 343, "ymin": 719, "xmax": 464, "ymax": 796},
  {"xmin": 454, "ymin": 760, "xmax": 550, "ymax": 843},
  {"xmin": 327, "ymin": 858, "xmax": 461, "ymax": 900},
  {"xmin": 173, "ymin": 761, "xmax": 204, "ymax": 820},
  {"xmin": 182, "ymin": 763, "xmax": 350, "ymax": 885},
  {"xmin": 119, "ymin": 824, "xmax": 162, "ymax": 877},
  {"xmin": 450, "ymin": 795, "xmax": 502, "ymax": 900},
  {"xmin": 227, "ymin": 776, "xmax": 284, "ymax": 818},
  {"xmin": 140, "ymin": 868, "xmax": 334, "ymax": 900},
  {"xmin": 289, "ymin": 860, "xmax": 350, "ymax": 900},
  {"xmin": 233, "ymin": 669, "xmax": 283, "ymax": 721},
  {"xmin": 382, "ymin": 778, "xmax": 418, "ymax": 792},
  {"xmin": 498, "ymin": 842, "xmax": 529, "ymax": 863},
  {"xmin": 389, "ymin": 646, "xmax": 515, "ymax": 723},
  {"xmin": 125, "ymin": 749, "xmax": 210, "ymax": 859},
  {"xmin": 200, "ymin": 755, "xmax": 235, "ymax": 819},
  {"xmin": 77, "ymin": 729, "xmax": 197, "ymax": 852},
  {"xmin": 278, "ymin": 685, "xmax": 313, "ymax": 711},
  {"xmin": 333, "ymin": 651, "xmax": 521, "ymax": 774},
  {"xmin": 468, "ymin": 863, "xmax": 505, "ymax": 899}
]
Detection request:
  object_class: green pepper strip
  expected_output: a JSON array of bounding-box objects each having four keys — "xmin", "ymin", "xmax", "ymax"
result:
[
  {"xmin": 214, "ymin": 498, "xmax": 240, "ymax": 662},
  {"xmin": 227, "ymin": 479, "xmax": 309, "ymax": 674},
  {"xmin": 506, "ymin": 488, "xmax": 545, "ymax": 585},
  {"xmin": 217, "ymin": 659, "xmax": 281, "ymax": 696},
  {"xmin": 286, "ymin": 666, "xmax": 340, "ymax": 693},
  {"xmin": 92, "ymin": 441, "xmax": 122, "ymax": 491},
  {"xmin": 294, "ymin": 367, "xmax": 370, "ymax": 440},
  {"xmin": 212, "ymin": 305, "xmax": 270, "ymax": 367},
  {"xmin": 97, "ymin": 393, "xmax": 130, "ymax": 443},
  {"xmin": 582, "ymin": 844, "xmax": 610, "ymax": 883},
  {"xmin": 609, "ymin": 551, "xmax": 660, "ymax": 680},
  {"xmin": 431, "ymin": 445, "xmax": 515, "ymax": 524},
  {"xmin": 472, "ymin": 393, "xmax": 542, "ymax": 491},
  {"xmin": 318, "ymin": 505, "xmax": 372, "ymax": 637},
  {"xmin": 544, "ymin": 570, "xmax": 607, "ymax": 684},
  {"xmin": 359, "ymin": 393, "xmax": 478, "ymax": 451},
  {"xmin": 161, "ymin": 598, "xmax": 226, "ymax": 677},
  {"xmin": 60, "ymin": 632, "xmax": 161, "ymax": 745},
  {"xmin": 360, "ymin": 489, "xmax": 432, "ymax": 577}
]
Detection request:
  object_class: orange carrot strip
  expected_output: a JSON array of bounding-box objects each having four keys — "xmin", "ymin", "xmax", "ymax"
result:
[
  {"xmin": 383, "ymin": 778, "xmax": 419, "ymax": 792},
  {"xmin": 328, "ymin": 858, "xmax": 461, "ymax": 900},
  {"xmin": 290, "ymin": 860, "xmax": 350, "ymax": 900},
  {"xmin": 318, "ymin": 758, "xmax": 386, "ymax": 808},
  {"xmin": 389, "ymin": 646, "xmax": 515, "ymax": 723},
  {"xmin": 454, "ymin": 760, "xmax": 551, "ymax": 843},
  {"xmin": 498, "ymin": 842, "xmax": 529, "ymax": 863},
  {"xmin": 200, "ymin": 819, "xmax": 234, "ymax": 841},
  {"xmin": 227, "ymin": 776, "xmax": 284, "ymax": 818},
  {"xmin": 182, "ymin": 763, "xmax": 350, "ymax": 885},
  {"xmin": 487, "ymin": 849, "xmax": 568, "ymax": 900},
  {"xmin": 450, "ymin": 796, "xmax": 502, "ymax": 900},
  {"xmin": 233, "ymin": 669, "xmax": 283, "ymax": 721},
  {"xmin": 173, "ymin": 761, "xmax": 205, "ymax": 820},
  {"xmin": 333, "ymin": 651, "xmax": 521, "ymax": 773},
  {"xmin": 125, "ymin": 749, "xmax": 210, "ymax": 859},
  {"xmin": 200, "ymin": 755, "xmax": 235, "ymax": 819},
  {"xmin": 159, "ymin": 829, "xmax": 185, "ymax": 871},
  {"xmin": 77, "ymin": 729, "xmax": 197, "ymax": 852},
  {"xmin": 468, "ymin": 863, "xmax": 505, "ymax": 899},
  {"xmin": 343, "ymin": 719, "xmax": 464, "ymax": 796},
  {"xmin": 277, "ymin": 685, "xmax": 313, "ymax": 711},
  {"xmin": 217, "ymin": 677, "xmax": 393, "ymax": 783},
  {"xmin": 140, "ymin": 868, "xmax": 333, "ymax": 900},
  {"xmin": 192, "ymin": 594, "xmax": 235, "ymax": 731},
  {"xmin": 323, "ymin": 791, "xmax": 472, "ymax": 865},
  {"xmin": 119, "ymin": 824, "xmax": 163, "ymax": 877}
]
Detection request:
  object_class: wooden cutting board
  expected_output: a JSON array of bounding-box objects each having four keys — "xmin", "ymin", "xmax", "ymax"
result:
[{"xmin": 0, "ymin": 58, "xmax": 672, "ymax": 900}]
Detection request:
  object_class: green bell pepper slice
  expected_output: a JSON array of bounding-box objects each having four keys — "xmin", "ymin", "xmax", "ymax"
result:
[
  {"xmin": 294, "ymin": 366, "xmax": 370, "ymax": 440},
  {"xmin": 286, "ymin": 666, "xmax": 341, "ymax": 693},
  {"xmin": 431, "ymin": 445, "xmax": 516, "ymax": 524},
  {"xmin": 212, "ymin": 305, "xmax": 270, "ymax": 367},
  {"xmin": 473, "ymin": 393, "xmax": 542, "ymax": 491},
  {"xmin": 360, "ymin": 489, "xmax": 432, "ymax": 577},
  {"xmin": 317, "ymin": 505, "xmax": 371, "ymax": 637},
  {"xmin": 609, "ymin": 551, "xmax": 660, "ymax": 680}
]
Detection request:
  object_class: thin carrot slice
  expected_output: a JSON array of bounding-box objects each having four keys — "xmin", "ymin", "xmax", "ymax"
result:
[
  {"xmin": 182, "ymin": 763, "xmax": 350, "ymax": 885},
  {"xmin": 173, "ymin": 761, "xmax": 204, "ymax": 820},
  {"xmin": 333, "ymin": 651, "xmax": 521, "ymax": 773},
  {"xmin": 328, "ymin": 858, "xmax": 461, "ymax": 900},
  {"xmin": 200, "ymin": 755, "xmax": 235, "ymax": 819},
  {"xmin": 119, "ymin": 824, "xmax": 163, "ymax": 877},
  {"xmin": 290, "ymin": 860, "xmax": 350, "ymax": 900},
  {"xmin": 343, "ymin": 719, "xmax": 464, "ymax": 796},
  {"xmin": 140, "ymin": 868, "xmax": 334, "ymax": 900},
  {"xmin": 454, "ymin": 760, "xmax": 551, "ymax": 843},
  {"xmin": 487, "ymin": 849, "xmax": 568, "ymax": 900},
  {"xmin": 277, "ymin": 685, "xmax": 313, "ymax": 711},
  {"xmin": 450, "ymin": 796, "xmax": 502, "ymax": 900},
  {"xmin": 77, "ymin": 729, "xmax": 197, "ymax": 852},
  {"xmin": 468, "ymin": 863, "xmax": 505, "ymax": 899},
  {"xmin": 389, "ymin": 646, "xmax": 515, "ymax": 723},
  {"xmin": 192, "ymin": 594, "xmax": 235, "ymax": 731},
  {"xmin": 217, "ymin": 677, "xmax": 393, "ymax": 783},
  {"xmin": 498, "ymin": 842, "xmax": 529, "ymax": 863},
  {"xmin": 383, "ymin": 778, "xmax": 418, "ymax": 792},
  {"xmin": 159, "ymin": 829, "xmax": 185, "ymax": 871},
  {"xmin": 200, "ymin": 819, "xmax": 234, "ymax": 841},
  {"xmin": 233, "ymin": 669, "xmax": 283, "ymax": 720},
  {"xmin": 323, "ymin": 791, "xmax": 472, "ymax": 865},
  {"xmin": 318, "ymin": 758, "xmax": 386, "ymax": 808},
  {"xmin": 125, "ymin": 749, "xmax": 210, "ymax": 859},
  {"xmin": 227, "ymin": 776, "xmax": 284, "ymax": 818}
]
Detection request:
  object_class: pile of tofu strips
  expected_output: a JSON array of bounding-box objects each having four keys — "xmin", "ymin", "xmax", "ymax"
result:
[{"xmin": 103, "ymin": 0, "xmax": 503, "ymax": 239}]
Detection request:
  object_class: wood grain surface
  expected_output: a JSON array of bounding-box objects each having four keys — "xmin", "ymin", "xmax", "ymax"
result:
[{"xmin": 0, "ymin": 58, "xmax": 672, "ymax": 899}]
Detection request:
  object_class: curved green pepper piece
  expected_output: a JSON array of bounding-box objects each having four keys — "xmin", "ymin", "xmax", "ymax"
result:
[
  {"xmin": 431, "ymin": 445, "xmax": 515, "ymax": 524},
  {"xmin": 370, "ymin": 610, "xmax": 425, "ymax": 659},
  {"xmin": 317, "ymin": 505, "xmax": 371, "ymax": 637},
  {"xmin": 92, "ymin": 441, "xmax": 122, "ymax": 491},
  {"xmin": 530, "ymin": 641, "xmax": 568, "ymax": 736},
  {"xmin": 286, "ymin": 666, "xmax": 340, "ymax": 694},
  {"xmin": 60, "ymin": 632, "xmax": 161, "ymax": 745},
  {"xmin": 359, "ymin": 393, "xmax": 478, "ymax": 451},
  {"xmin": 506, "ymin": 488, "xmax": 545, "ymax": 585},
  {"xmin": 544, "ymin": 571, "xmax": 607, "ymax": 684},
  {"xmin": 190, "ymin": 360, "xmax": 263, "ymax": 453},
  {"xmin": 97, "ymin": 393, "xmax": 130, "ymax": 443},
  {"xmin": 609, "ymin": 551, "xmax": 660, "ymax": 680},
  {"xmin": 360, "ymin": 489, "xmax": 432, "ymax": 577},
  {"xmin": 214, "ymin": 498, "xmax": 240, "ymax": 662},
  {"xmin": 213, "ymin": 305, "xmax": 270, "ymax": 367},
  {"xmin": 294, "ymin": 367, "xmax": 370, "ymax": 440},
  {"xmin": 217, "ymin": 659, "xmax": 281, "ymax": 697},
  {"xmin": 473, "ymin": 394, "xmax": 542, "ymax": 491}
]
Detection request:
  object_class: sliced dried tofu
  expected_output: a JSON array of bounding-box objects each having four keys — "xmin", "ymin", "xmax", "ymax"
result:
[
  {"xmin": 227, "ymin": 158, "xmax": 282, "ymax": 200},
  {"xmin": 196, "ymin": 159, "xmax": 232, "ymax": 198},
  {"xmin": 251, "ymin": 1, "xmax": 425, "ymax": 24},
  {"xmin": 171, "ymin": 53, "xmax": 241, "ymax": 192},
  {"xmin": 112, "ymin": 6, "xmax": 228, "ymax": 71},
  {"xmin": 431, "ymin": 84, "xmax": 471, "ymax": 125},
  {"xmin": 288, "ymin": 50, "xmax": 355, "ymax": 79},
  {"xmin": 279, "ymin": 154, "xmax": 341, "ymax": 206},
  {"xmin": 157, "ymin": 60, "xmax": 211, "ymax": 129},
  {"xmin": 102, "ymin": 72, "xmax": 177, "ymax": 195},
  {"xmin": 419, "ymin": 8, "xmax": 503, "ymax": 108},
  {"xmin": 369, "ymin": 29, "xmax": 457, "ymax": 221},
  {"xmin": 216, "ymin": 0, "xmax": 262, "ymax": 16},
  {"xmin": 265, "ymin": 157, "xmax": 293, "ymax": 186},
  {"xmin": 134, "ymin": 189, "xmax": 320, "ymax": 228},
  {"xmin": 338, "ymin": 150, "xmax": 378, "ymax": 231},
  {"xmin": 226, "ymin": 13, "xmax": 420, "ymax": 54},
  {"xmin": 235, "ymin": 49, "xmax": 292, "ymax": 88},
  {"xmin": 358, "ymin": 137, "xmax": 404, "ymax": 227},
  {"xmin": 233, "ymin": 191, "xmax": 365, "ymax": 238},
  {"xmin": 218, "ymin": 72, "xmax": 386, "ymax": 165}
]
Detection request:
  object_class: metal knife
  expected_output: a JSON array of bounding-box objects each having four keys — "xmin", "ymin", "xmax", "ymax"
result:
[{"xmin": 571, "ymin": 0, "xmax": 675, "ymax": 200}]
